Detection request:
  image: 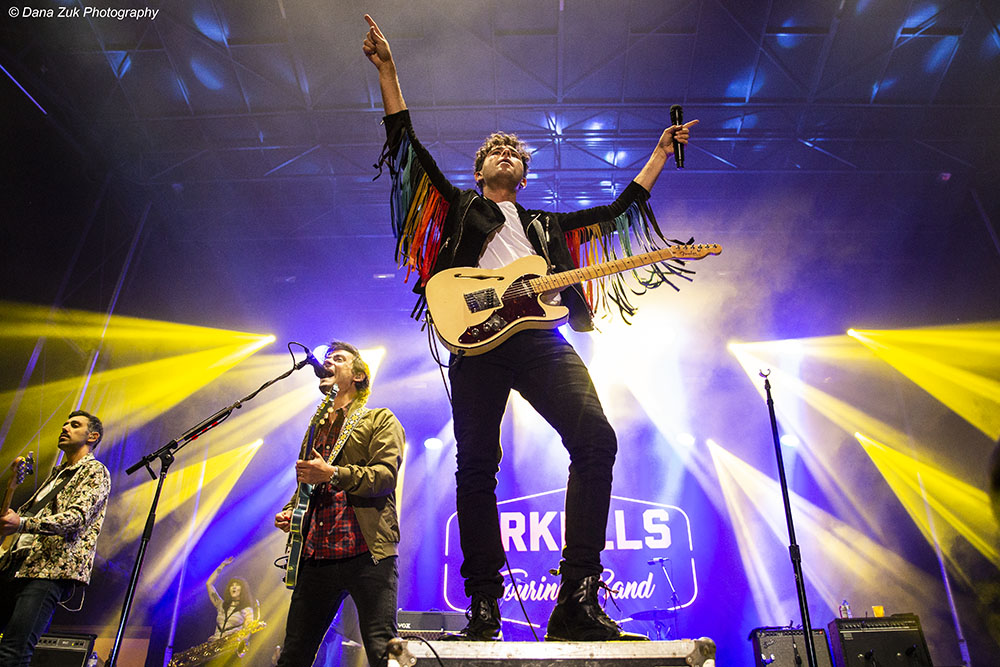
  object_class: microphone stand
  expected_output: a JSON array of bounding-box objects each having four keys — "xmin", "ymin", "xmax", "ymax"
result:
[
  {"xmin": 107, "ymin": 354, "xmax": 319, "ymax": 667},
  {"xmin": 760, "ymin": 370, "xmax": 818, "ymax": 667},
  {"xmin": 654, "ymin": 559, "xmax": 680, "ymax": 640}
]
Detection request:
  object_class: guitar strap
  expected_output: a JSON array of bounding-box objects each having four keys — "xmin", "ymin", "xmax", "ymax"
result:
[
  {"xmin": 0, "ymin": 466, "xmax": 79, "ymax": 572},
  {"xmin": 22, "ymin": 466, "xmax": 79, "ymax": 519},
  {"xmin": 324, "ymin": 401, "xmax": 370, "ymax": 468},
  {"xmin": 295, "ymin": 397, "xmax": 370, "ymax": 490},
  {"xmin": 529, "ymin": 214, "xmax": 590, "ymax": 312},
  {"xmin": 527, "ymin": 214, "xmax": 554, "ymax": 271}
]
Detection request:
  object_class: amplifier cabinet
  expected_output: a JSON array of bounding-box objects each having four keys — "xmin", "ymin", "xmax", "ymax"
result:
[
  {"xmin": 397, "ymin": 610, "xmax": 467, "ymax": 640},
  {"xmin": 749, "ymin": 627, "xmax": 834, "ymax": 667},
  {"xmin": 828, "ymin": 614, "xmax": 932, "ymax": 667},
  {"xmin": 29, "ymin": 633, "xmax": 96, "ymax": 667}
]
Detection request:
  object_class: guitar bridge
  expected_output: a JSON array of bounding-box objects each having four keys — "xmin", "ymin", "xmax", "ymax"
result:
[{"xmin": 464, "ymin": 288, "xmax": 501, "ymax": 313}]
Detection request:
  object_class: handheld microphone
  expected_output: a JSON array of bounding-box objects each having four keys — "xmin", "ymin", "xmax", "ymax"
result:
[
  {"xmin": 295, "ymin": 346, "xmax": 333, "ymax": 378},
  {"xmin": 647, "ymin": 556, "xmax": 670, "ymax": 565},
  {"xmin": 669, "ymin": 105, "xmax": 684, "ymax": 169}
]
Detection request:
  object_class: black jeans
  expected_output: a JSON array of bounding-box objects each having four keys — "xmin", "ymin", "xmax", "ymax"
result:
[
  {"xmin": 449, "ymin": 329, "xmax": 617, "ymax": 598},
  {"xmin": 0, "ymin": 573, "xmax": 75, "ymax": 667},
  {"xmin": 276, "ymin": 553, "xmax": 397, "ymax": 667}
]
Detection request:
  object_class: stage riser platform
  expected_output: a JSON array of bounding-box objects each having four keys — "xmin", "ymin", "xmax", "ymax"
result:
[{"xmin": 391, "ymin": 638, "xmax": 716, "ymax": 667}]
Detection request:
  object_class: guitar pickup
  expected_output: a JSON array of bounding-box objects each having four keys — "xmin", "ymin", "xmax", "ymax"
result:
[{"xmin": 464, "ymin": 288, "xmax": 501, "ymax": 313}]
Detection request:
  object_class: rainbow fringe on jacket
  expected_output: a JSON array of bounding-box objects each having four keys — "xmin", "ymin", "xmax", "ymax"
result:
[
  {"xmin": 565, "ymin": 197, "xmax": 694, "ymax": 323},
  {"xmin": 386, "ymin": 134, "xmax": 450, "ymax": 287}
]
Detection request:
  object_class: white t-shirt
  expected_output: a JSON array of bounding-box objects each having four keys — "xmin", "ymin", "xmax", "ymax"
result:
[
  {"xmin": 477, "ymin": 200, "xmax": 561, "ymax": 305},
  {"xmin": 477, "ymin": 200, "xmax": 537, "ymax": 270}
]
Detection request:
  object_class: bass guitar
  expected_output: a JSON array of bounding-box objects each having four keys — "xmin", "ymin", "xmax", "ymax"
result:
[
  {"xmin": 424, "ymin": 243, "xmax": 722, "ymax": 355},
  {"xmin": 0, "ymin": 452, "xmax": 35, "ymax": 556}
]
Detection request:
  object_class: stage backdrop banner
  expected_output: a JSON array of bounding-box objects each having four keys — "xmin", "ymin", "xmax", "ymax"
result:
[{"xmin": 441, "ymin": 489, "xmax": 698, "ymax": 631}]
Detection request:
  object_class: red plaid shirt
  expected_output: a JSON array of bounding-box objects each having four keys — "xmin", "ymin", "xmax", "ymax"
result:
[{"xmin": 303, "ymin": 407, "xmax": 369, "ymax": 560}]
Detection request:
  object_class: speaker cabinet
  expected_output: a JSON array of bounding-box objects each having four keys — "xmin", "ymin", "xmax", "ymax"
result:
[
  {"xmin": 29, "ymin": 633, "xmax": 95, "ymax": 667},
  {"xmin": 749, "ymin": 627, "xmax": 835, "ymax": 667},
  {"xmin": 828, "ymin": 614, "xmax": 932, "ymax": 667},
  {"xmin": 397, "ymin": 609, "xmax": 467, "ymax": 640}
]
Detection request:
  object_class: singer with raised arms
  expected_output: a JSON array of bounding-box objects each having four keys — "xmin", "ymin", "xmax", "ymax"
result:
[
  {"xmin": 273, "ymin": 341, "xmax": 405, "ymax": 667},
  {"xmin": 364, "ymin": 14, "xmax": 700, "ymax": 642}
]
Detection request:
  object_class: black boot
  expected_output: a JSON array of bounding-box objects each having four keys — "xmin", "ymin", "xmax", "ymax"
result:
[
  {"xmin": 545, "ymin": 575, "xmax": 649, "ymax": 641},
  {"xmin": 441, "ymin": 592, "xmax": 502, "ymax": 641}
]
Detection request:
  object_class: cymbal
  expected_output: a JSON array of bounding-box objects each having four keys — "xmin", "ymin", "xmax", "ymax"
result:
[{"xmin": 630, "ymin": 608, "xmax": 675, "ymax": 621}]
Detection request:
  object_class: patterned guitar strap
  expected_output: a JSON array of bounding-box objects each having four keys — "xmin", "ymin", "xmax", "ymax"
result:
[
  {"xmin": 324, "ymin": 398, "xmax": 370, "ymax": 470},
  {"xmin": 300, "ymin": 394, "xmax": 370, "ymax": 476}
]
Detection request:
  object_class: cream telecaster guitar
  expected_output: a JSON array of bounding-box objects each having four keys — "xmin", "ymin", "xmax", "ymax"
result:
[{"xmin": 425, "ymin": 243, "xmax": 722, "ymax": 355}]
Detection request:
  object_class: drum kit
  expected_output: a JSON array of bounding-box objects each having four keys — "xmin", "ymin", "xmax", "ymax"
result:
[{"xmin": 628, "ymin": 607, "xmax": 677, "ymax": 640}]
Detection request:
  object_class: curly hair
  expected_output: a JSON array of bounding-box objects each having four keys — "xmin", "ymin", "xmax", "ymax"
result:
[{"xmin": 474, "ymin": 132, "xmax": 531, "ymax": 187}]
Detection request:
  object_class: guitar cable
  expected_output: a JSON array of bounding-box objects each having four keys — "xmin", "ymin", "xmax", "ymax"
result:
[
  {"xmin": 424, "ymin": 314, "xmax": 460, "ymax": 405},
  {"xmin": 503, "ymin": 551, "xmax": 541, "ymax": 641}
]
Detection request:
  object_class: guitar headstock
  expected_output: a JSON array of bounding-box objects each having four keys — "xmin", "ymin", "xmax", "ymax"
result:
[
  {"xmin": 12, "ymin": 452, "xmax": 35, "ymax": 485},
  {"xmin": 670, "ymin": 243, "xmax": 722, "ymax": 259}
]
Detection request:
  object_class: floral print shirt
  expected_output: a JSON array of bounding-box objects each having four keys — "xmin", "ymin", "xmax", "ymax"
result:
[{"xmin": 12, "ymin": 453, "xmax": 111, "ymax": 584}]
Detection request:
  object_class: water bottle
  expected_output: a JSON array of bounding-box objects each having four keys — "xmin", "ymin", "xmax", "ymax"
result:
[{"xmin": 838, "ymin": 599, "xmax": 852, "ymax": 619}]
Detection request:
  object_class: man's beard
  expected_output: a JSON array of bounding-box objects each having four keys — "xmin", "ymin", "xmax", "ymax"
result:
[{"xmin": 484, "ymin": 165, "xmax": 522, "ymax": 191}]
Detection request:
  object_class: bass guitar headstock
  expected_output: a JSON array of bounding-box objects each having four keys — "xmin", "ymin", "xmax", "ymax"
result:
[{"xmin": 8, "ymin": 452, "xmax": 35, "ymax": 487}]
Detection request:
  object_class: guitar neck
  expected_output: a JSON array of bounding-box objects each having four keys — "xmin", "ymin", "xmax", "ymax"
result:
[
  {"xmin": 528, "ymin": 245, "xmax": 697, "ymax": 293},
  {"xmin": 1, "ymin": 485, "xmax": 14, "ymax": 516}
]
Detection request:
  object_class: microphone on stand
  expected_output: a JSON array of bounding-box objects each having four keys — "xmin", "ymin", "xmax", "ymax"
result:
[
  {"xmin": 294, "ymin": 346, "xmax": 333, "ymax": 378},
  {"xmin": 670, "ymin": 105, "xmax": 685, "ymax": 169},
  {"xmin": 647, "ymin": 556, "xmax": 670, "ymax": 565}
]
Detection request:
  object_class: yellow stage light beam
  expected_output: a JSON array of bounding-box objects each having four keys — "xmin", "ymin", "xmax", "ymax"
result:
[
  {"xmin": 855, "ymin": 431, "xmax": 999, "ymax": 571},
  {"xmin": 708, "ymin": 439, "xmax": 943, "ymax": 624},
  {"xmin": 105, "ymin": 381, "xmax": 319, "ymax": 548},
  {"xmin": 729, "ymin": 340, "xmax": 915, "ymax": 534},
  {"xmin": 106, "ymin": 438, "xmax": 268, "ymax": 558},
  {"xmin": 1, "ymin": 338, "xmax": 276, "ymax": 444},
  {"xmin": 707, "ymin": 439, "xmax": 785, "ymax": 617},
  {"xmin": 727, "ymin": 335, "xmax": 895, "ymax": 404},
  {"xmin": 0, "ymin": 301, "xmax": 270, "ymax": 349},
  {"xmin": 138, "ymin": 441, "xmax": 268, "ymax": 598},
  {"xmin": 848, "ymin": 323, "xmax": 1000, "ymax": 440}
]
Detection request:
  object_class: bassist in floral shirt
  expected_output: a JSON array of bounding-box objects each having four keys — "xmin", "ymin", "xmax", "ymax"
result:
[{"xmin": 0, "ymin": 410, "xmax": 111, "ymax": 666}]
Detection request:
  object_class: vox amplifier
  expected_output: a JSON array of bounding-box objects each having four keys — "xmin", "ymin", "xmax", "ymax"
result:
[
  {"xmin": 397, "ymin": 610, "xmax": 467, "ymax": 640},
  {"xmin": 29, "ymin": 633, "xmax": 96, "ymax": 667}
]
